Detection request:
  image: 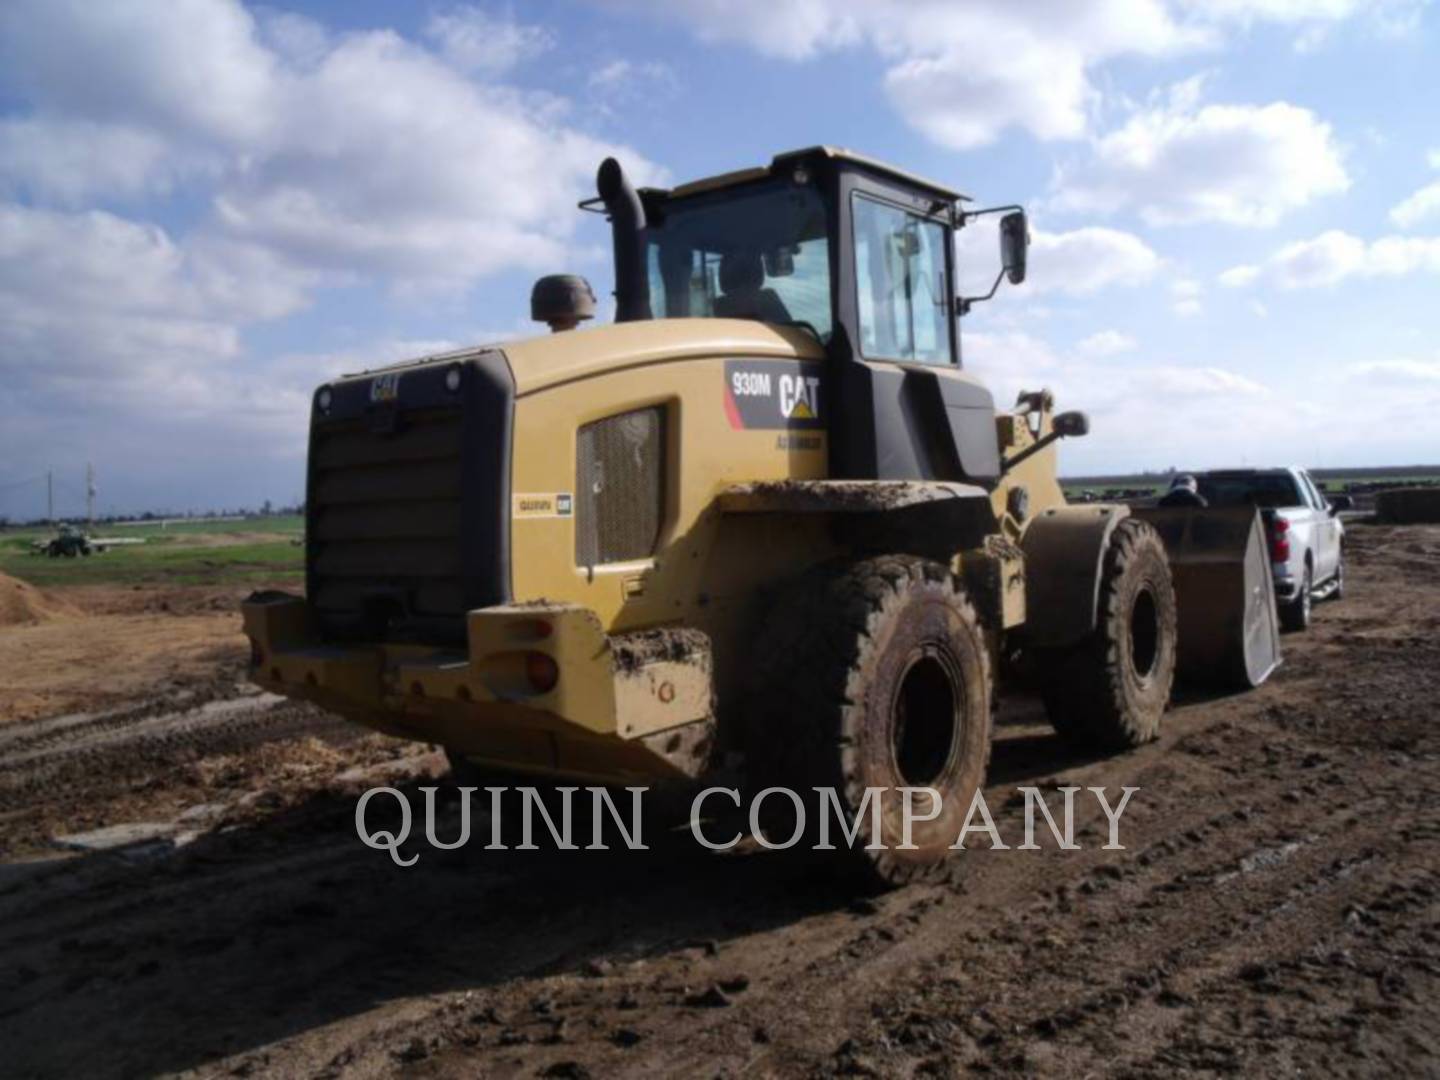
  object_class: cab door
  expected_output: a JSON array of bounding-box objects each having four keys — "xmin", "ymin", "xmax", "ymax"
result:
[
  {"xmin": 1299, "ymin": 470, "xmax": 1339, "ymax": 581},
  {"xmin": 829, "ymin": 169, "xmax": 1000, "ymax": 484}
]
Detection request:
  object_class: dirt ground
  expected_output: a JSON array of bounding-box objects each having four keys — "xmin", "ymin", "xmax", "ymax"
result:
[
  {"xmin": 0, "ymin": 582, "xmax": 264, "ymax": 725},
  {"xmin": 1, "ymin": 525, "xmax": 1438, "ymax": 1078}
]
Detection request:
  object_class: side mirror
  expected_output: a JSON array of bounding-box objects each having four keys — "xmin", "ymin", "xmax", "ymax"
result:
[
  {"xmin": 960, "ymin": 204, "xmax": 1029, "ymax": 315},
  {"xmin": 1000, "ymin": 210, "xmax": 1028, "ymax": 285},
  {"xmin": 1053, "ymin": 410, "xmax": 1089, "ymax": 438},
  {"xmin": 1328, "ymin": 495, "xmax": 1353, "ymax": 515}
]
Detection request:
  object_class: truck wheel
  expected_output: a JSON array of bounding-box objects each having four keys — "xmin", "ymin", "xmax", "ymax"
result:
[
  {"xmin": 1039, "ymin": 518, "xmax": 1176, "ymax": 751},
  {"xmin": 746, "ymin": 556, "xmax": 993, "ymax": 889},
  {"xmin": 1330, "ymin": 549, "xmax": 1345, "ymax": 602},
  {"xmin": 1280, "ymin": 563, "xmax": 1313, "ymax": 632}
]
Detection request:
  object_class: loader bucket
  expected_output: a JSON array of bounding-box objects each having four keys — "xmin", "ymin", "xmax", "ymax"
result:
[{"xmin": 1134, "ymin": 506, "xmax": 1282, "ymax": 690}]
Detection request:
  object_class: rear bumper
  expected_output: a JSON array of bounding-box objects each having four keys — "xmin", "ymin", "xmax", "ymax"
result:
[
  {"xmin": 241, "ymin": 593, "xmax": 714, "ymax": 783},
  {"xmin": 1271, "ymin": 562, "xmax": 1298, "ymax": 601}
]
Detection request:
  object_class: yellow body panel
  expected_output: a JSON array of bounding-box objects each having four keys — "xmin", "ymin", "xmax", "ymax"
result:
[
  {"xmin": 500, "ymin": 317, "xmax": 822, "ymax": 395},
  {"xmin": 245, "ymin": 318, "xmax": 1088, "ymax": 783}
]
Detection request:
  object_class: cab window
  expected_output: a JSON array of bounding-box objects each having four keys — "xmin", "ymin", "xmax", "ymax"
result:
[
  {"xmin": 852, "ymin": 194, "xmax": 952, "ymax": 365},
  {"xmin": 643, "ymin": 183, "xmax": 832, "ymax": 342}
]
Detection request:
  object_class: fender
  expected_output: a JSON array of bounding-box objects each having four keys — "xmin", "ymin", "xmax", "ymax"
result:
[
  {"xmin": 717, "ymin": 479, "xmax": 999, "ymax": 560},
  {"xmin": 1021, "ymin": 504, "xmax": 1130, "ymax": 648},
  {"xmin": 717, "ymin": 479, "xmax": 989, "ymax": 514}
]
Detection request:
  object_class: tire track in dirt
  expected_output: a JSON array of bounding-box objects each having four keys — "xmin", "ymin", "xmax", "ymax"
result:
[{"xmin": 0, "ymin": 525, "xmax": 1436, "ymax": 1078}]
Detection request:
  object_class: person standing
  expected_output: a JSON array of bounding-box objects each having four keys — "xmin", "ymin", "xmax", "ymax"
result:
[{"xmin": 1158, "ymin": 474, "xmax": 1208, "ymax": 508}]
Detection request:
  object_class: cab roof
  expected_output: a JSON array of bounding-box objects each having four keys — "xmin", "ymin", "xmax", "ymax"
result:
[{"xmin": 655, "ymin": 146, "xmax": 969, "ymax": 203}]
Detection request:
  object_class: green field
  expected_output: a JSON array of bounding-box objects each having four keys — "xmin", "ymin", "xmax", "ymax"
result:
[{"xmin": 0, "ymin": 515, "xmax": 304, "ymax": 587}]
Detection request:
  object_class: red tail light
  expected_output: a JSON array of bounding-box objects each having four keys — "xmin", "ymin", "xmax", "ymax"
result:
[
  {"xmin": 525, "ymin": 652, "xmax": 559, "ymax": 693},
  {"xmin": 1270, "ymin": 516, "xmax": 1291, "ymax": 562}
]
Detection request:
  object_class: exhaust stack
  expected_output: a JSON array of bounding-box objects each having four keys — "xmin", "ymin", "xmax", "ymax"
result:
[{"xmin": 596, "ymin": 157, "xmax": 652, "ymax": 323}]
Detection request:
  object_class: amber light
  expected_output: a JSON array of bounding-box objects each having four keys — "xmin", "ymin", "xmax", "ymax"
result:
[{"xmin": 525, "ymin": 652, "xmax": 559, "ymax": 693}]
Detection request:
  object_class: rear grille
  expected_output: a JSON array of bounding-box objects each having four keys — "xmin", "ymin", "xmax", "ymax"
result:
[
  {"xmin": 309, "ymin": 406, "xmax": 467, "ymax": 640},
  {"xmin": 576, "ymin": 406, "xmax": 665, "ymax": 566}
]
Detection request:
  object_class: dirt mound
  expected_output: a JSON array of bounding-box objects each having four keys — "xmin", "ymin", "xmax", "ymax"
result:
[{"xmin": 0, "ymin": 571, "xmax": 79, "ymax": 627}]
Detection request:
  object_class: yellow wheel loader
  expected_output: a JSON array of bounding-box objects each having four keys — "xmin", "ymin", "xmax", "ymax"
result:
[{"xmin": 244, "ymin": 147, "xmax": 1280, "ymax": 887}]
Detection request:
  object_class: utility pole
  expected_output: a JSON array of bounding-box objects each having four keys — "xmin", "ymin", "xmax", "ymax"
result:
[
  {"xmin": 86, "ymin": 463, "xmax": 95, "ymax": 524},
  {"xmin": 47, "ymin": 470, "xmax": 53, "ymax": 524}
]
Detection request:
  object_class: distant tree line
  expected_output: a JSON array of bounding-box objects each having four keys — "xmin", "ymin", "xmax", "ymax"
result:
[{"xmin": 0, "ymin": 501, "xmax": 305, "ymax": 530}]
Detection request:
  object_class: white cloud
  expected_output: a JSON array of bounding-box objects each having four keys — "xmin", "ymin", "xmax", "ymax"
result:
[
  {"xmin": 1180, "ymin": 0, "xmax": 1372, "ymax": 19},
  {"xmin": 256, "ymin": 10, "xmax": 332, "ymax": 69},
  {"xmin": 1053, "ymin": 79, "xmax": 1349, "ymax": 226},
  {"xmin": 0, "ymin": 204, "xmax": 311, "ymax": 383},
  {"xmin": 1170, "ymin": 276, "xmax": 1203, "ymax": 316},
  {"xmin": 1178, "ymin": 0, "xmax": 1430, "ymax": 47},
  {"xmin": 1350, "ymin": 357, "xmax": 1440, "ymax": 385},
  {"xmin": 1077, "ymin": 330, "xmax": 1138, "ymax": 356},
  {"xmin": 423, "ymin": 6, "xmax": 553, "ymax": 75},
  {"xmin": 957, "ymin": 218, "xmax": 1159, "ymax": 298},
  {"xmin": 0, "ymin": 0, "xmax": 660, "ymax": 292},
  {"xmin": 1390, "ymin": 175, "xmax": 1440, "ymax": 229},
  {"xmin": 0, "ymin": 0, "xmax": 279, "ymax": 147},
  {"xmin": 1029, "ymin": 227, "xmax": 1162, "ymax": 293},
  {"xmin": 612, "ymin": 0, "xmax": 1205, "ymax": 148},
  {"xmin": 589, "ymin": 59, "xmax": 677, "ymax": 93},
  {"xmin": 0, "ymin": 0, "xmax": 663, "ymax": 510},
  {"xmin": 0, "ymin": 117, "xmax": 209, "ymax": 203},
  {"xmin": 1388, "ymin": 152, "xmax": 1440, "ymax": 230},
  {"xmin": 1219, "ymin": 264, "xmax": 1262, "ymax": 287},
  {"xmin": 961, "ymin": 325, "xmax": 1437, "ymax": 472},
  {"xmin": 607, "ymin": 0, "xmax": 1395, "ymax": 150},
  {"xmin": 1144, "ymin": 366, "xmax": 1269, "ymax": 396},
  {"xmin": 208, "ymin": 30, "xmax": 660, "ymax": 288},
  {"xmin": 962, "ymin": 328, "xmax": 1288, "ymax": 471},
  {"xmin": 1220, "ymin": 230, "xmax": 1440, "ymax": 288}
]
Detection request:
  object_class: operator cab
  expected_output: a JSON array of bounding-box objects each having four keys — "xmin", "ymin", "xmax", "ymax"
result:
[{"xmin": 588, "ymin": 147, "xmax": 1030, "ymax": 485}]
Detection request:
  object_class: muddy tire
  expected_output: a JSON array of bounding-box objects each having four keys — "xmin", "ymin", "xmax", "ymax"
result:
[
  {"xmin": 745, "ymin": 555, "xmax": 993, "ymax": 889},
  {"xmin": 1039, "ymin": 518, "xmax": 1177, "ymax": 751},
  {"xmin": 1280, "ymin": 563, "xmax": 1313, "ymax": 632}
]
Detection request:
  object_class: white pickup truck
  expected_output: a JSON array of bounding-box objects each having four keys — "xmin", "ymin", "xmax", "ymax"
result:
[{"xmin": 1193, "ymin": 467, "xmax": 1345, "ymax": 632}]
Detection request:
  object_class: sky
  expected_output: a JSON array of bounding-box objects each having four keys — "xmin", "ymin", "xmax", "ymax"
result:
[{"xmin": 0, "ymin": 0, "xmax": 1437, "ymax": 517}]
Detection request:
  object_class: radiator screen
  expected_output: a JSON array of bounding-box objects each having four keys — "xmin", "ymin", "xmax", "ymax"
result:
[{"xmin": 575, "ymin": 406, "xmax": 665, "ymax": 566}]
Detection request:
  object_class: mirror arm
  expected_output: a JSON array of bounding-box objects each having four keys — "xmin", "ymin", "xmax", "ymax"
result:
[
  {"xmin": 959, "ymin": 268, "xmax": 1007, "ymax": 316},
  {"xmin": 961, "ymin": 203, "xmax": 1025, "ymax": 224},
  {"xmin": 1001, "ymin": 429, "xmax": 1065, "ymax": 473}
]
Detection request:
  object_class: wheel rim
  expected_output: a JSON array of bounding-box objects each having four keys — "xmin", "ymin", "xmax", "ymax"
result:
[
  {"xmin": 890, "ymin": 649, "xmax": 961, "ymax": 787},
  {"xmin": 1130, "ymin": 586, "xmax": 1160, "ymax": 681}
]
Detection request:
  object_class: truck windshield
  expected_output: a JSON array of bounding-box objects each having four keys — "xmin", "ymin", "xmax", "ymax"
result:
[
  {"xmin": 1197, "ymin": 473, "xmax": 1303, "ymax": 508},
  {"xmin": 644, "ymin": 183, "xmax": 832, "ymax": 341}
]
